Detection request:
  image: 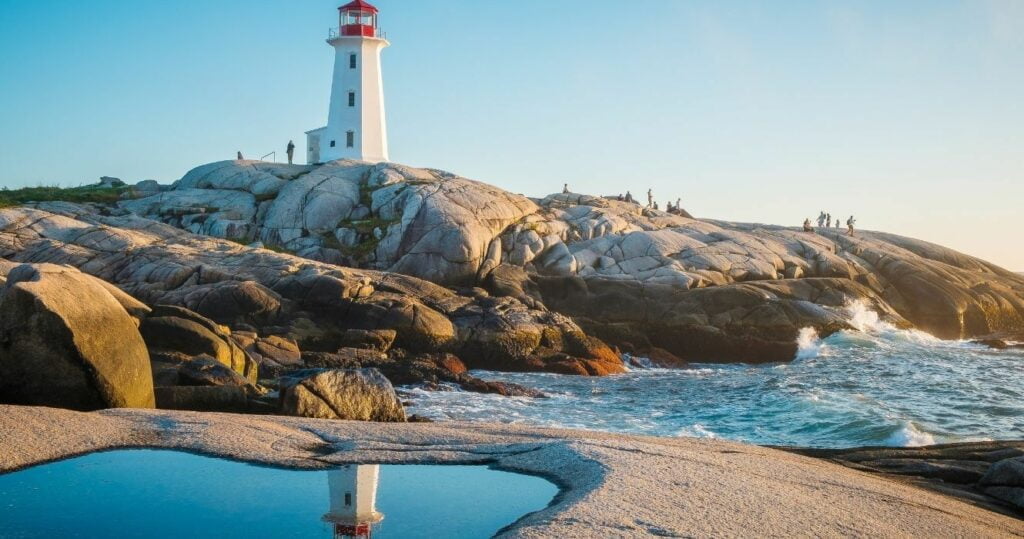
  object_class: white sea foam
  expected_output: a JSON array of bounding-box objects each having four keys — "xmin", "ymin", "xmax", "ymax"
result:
[
  {"xmin": 676, "ymin": 423, "xmax": 718, "ymax": 439},
  {"xmin": 884, "ymin": 421, "xmax": 937, "ymax": 447},
  {"xmin": 625, "ymin": 353, "xmax": 654, "ymax": 369},
  {"xmin": 795, "ymin": 327, "xmax": 822, "ymax": 360},
  {"xmin": 845, "ymin": 300, "xmax": 893, "ymax": 333}
]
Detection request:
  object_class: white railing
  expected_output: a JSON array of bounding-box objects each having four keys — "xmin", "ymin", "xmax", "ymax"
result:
[{"xmin": 328, "ymin": 27, "xmax": 387, "ymax": 40}]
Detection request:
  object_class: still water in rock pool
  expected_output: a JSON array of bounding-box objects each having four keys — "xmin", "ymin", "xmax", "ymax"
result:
[
  {"xmin": 407, "ymin": 304, "xmax": 1024, "ymax": 448},
  {"xmin": 0, "ymin": 450, "xmax": 558, "ymax": 538}
]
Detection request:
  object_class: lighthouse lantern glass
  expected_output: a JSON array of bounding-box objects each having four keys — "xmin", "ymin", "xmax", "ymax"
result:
[{"xmin": 340, "ymin": 9, "xmax": 378, "ymax": 37}]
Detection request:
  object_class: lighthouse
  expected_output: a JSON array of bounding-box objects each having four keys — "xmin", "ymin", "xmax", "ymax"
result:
[
  {"xmin": 322, "ymin": 465, "xmax": 385, "ymax": 538},
  {"xmin": 306, "ymin": 1, "xmax": 389, "ymax": 164}
]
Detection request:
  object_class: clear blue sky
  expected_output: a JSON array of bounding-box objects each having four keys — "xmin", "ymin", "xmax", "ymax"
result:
[{"xmin": 1, "ymin": 0, "xmax": 1022, "ymax": 270}]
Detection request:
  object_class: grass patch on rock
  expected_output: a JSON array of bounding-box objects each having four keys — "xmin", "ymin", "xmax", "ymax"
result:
[{"xmin": 0, "ymin": 185, "xmax": 129, "ymax": 208}]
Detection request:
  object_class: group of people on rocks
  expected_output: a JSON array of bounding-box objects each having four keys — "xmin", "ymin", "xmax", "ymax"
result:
[
  {"xmin": 804, "ymin": 211, "xmax": 857, "ymax": 236},
  {"xmin": 608, "ymin": 189, "xmax": 687, "ymax": 215}
]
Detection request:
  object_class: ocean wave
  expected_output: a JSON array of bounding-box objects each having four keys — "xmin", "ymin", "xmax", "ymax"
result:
[
  {"xmin": 883, "ymin": 421, "xmax": 936, "ymax": 447},
  {"xmin": 795, "ymin": 327, "xmax": 822, "ymax": 360},
  {"xmin": 676, "ymin": 423, "xmax": 718, "ymax": 439}
]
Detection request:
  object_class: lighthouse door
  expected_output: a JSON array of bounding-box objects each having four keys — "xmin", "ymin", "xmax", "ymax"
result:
[{"xmin": 307, "ymin": 132, "xmax": 321, "ymax": 164}]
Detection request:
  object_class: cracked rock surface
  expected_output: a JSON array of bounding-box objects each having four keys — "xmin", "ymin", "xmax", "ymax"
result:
[{"xmin": 1, "ymin": 405, "xmax": 1021, "ymax": 538}]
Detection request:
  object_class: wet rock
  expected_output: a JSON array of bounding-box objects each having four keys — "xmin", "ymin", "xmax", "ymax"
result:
[
  {"xmin": 0, "ymin": 264, "xmax": 154, "ymax": 410},
  {"xmin": 454, "ymin": 377, "xmax": 545, "ymax": 398},
  {"xmin": 980, "ymin": 456, "xmax": 1024, "ymax": 487},
  {"xmin": 866, "ymin": 458, "xmax": 990, "ymax": 484},
  {"xmin": 789, "ymin": 440, "xmax": 1024, "ymax": 517},
  {"xmin": 279, "ymin": 368, "xmax": 406, "ymax": 422},
  {"xmin": 984, "ymin": 487, "xmax": 1024, "ymax": 510}
]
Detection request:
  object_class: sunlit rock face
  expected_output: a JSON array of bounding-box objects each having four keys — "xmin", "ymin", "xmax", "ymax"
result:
[
  {"xmin": 25, "ymin": 158, "xmax": 1024, "ymax": 364},
  {"xmin": 0, "ymin": 203, "xmax": 623, "ymax": 375},
  {"xmin": 0, "ymin": 263, "xmax": 155, "ymax": 410},
  {"xmin": 121, "ymin": 160, "xmax": 538, "ymax": 286}
]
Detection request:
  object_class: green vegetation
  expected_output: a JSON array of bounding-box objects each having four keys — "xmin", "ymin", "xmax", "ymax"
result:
[
  {"xmin": 358, "ymin": 183, "xmax": 376, "ymax": 206},
  {"xmin": 0, "ymin": 184, "xmax": 129, "ymax": 209},
  {"xmin": 344, "ymin": 217, "xmax": 398, "ymax": 234},
  {"xmin": 337, "ymin": 237, "xmax": 380, "ymax": 259}
]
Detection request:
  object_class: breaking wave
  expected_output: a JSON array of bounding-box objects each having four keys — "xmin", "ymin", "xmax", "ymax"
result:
[{"xmin": 406, "ymin": 301, "xmax": 1024, "ymax": 449}]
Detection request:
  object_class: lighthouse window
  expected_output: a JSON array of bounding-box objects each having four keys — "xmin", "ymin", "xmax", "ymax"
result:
[
  {"xmin": 346, "ymin": 131, "xmax": 355, "ymax": 148},
  {"xmin": 344, "ymin": 493, "xmax": 352, "ymax": 506},
  {"xmin": 349, "ymin": 53, "xmax": 357, "ymax": 69},
  {"xmin": 348, "ymin": 92, "xmax": 356, "ymax": 107},
  {"xmin": 329, "ymin": 140, "xmax": 336, "ymax": 148}
]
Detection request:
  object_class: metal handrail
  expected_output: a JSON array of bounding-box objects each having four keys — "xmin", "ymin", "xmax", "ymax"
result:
[
  {"xmin": 328, "ymin": 27, "xmax": 386, "ymax": 40},
  {"xmin": 260, "ymin": 151, "xmax": 276, "ymax": 162}
]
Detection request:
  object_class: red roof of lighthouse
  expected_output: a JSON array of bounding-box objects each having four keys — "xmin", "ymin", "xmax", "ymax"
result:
[{"xmin": 339, "ymin": 0, "xmax": 378, "ymax": 13}]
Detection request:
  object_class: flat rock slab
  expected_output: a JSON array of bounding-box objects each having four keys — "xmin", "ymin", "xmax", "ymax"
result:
[{"xmin": 0, "ymin": 406, "xmax": 1021, "ymax": 538}]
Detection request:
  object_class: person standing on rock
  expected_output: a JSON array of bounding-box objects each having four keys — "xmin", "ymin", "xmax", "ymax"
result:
[
  {"xmin": 847, "ymin": 216, "xmax": 857, "ymax": 236},
  {"xmin": 826, "ymin": 214, "xmax": 832, "ymax": 228},
  {"xmin": 563, "ymin": 183, "xmax": 570, "ymax": 194},
  {"xmin": 676, "ymin": 198, "xmax": 682, "ymax": 211},
  {"xmin": 817, "ymin": 212, "xmax": 827, "ymax": 228},
  {"xmin": 625, "ymin": 191, "xmax": 634, "ymax": 203},
  {"xmin": 286, "ymin": 140, "xmax": 295, "ymax": 164},
  {"xmin": 236, "ymin": 151, "xmax": 244, "ymax": 161},
  {"xmin": 647, "ymin": 189, "xmax": 653, "ymax": 208}
]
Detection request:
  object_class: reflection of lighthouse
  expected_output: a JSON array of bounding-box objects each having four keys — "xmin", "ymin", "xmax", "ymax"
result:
[{"xmin": 323, "ymin": 465, "xmax": 384, "ymax": 538}]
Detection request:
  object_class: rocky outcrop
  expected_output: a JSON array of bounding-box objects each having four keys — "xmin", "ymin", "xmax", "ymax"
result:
[
  {"xmin": 791, "ymin": 440, "xmax": 1024, "ymax": 517},
  {"xmin": 109, "ymin": 159, "xmax": 1024, "ymax": 364},
  {"xmin": 279, "ymin": 368, "xmax": 407, "ymax": 422},
  {"xmin": 0, "ymin": 263, "xmax": 154, "ymax": 410},
  {"xmin": 121, "ymin": 160, "xmax": 538, "ymax": 285},
  {"xmin": 0, "ymin": 203, "xmax": 614, "ymax": 376},
  {"xmin": 140, "ymin": 305, "xmax": 258, "ymax": 383}
]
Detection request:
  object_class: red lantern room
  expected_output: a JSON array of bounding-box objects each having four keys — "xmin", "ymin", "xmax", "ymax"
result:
[{"xmin": 339, "ymin": 0, "xmax": 380, "ymax": 38}]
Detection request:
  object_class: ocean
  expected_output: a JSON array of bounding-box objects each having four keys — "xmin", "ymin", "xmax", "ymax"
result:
[{"xmin": 405, "ymin": 302, "xmax": 1024, "ymax": 448}]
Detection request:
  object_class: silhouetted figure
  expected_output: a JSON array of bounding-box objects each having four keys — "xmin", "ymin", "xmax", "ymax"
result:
[
  {"xmin": 647, "ymin": 189, "xmax": 653, "ymax": 208},
  {"xmin": 676, "ymin": 198, "xmax": 681, "ymax": 211},
  {"xmin": 286, "ymin": 140, "xmax": 296, "ymax": 164},
  {"xmin": 803, "ymin": 218, "xmax": 814, "ymax": 232},
  {"xmin": 625, "ymin": 191, "xmax": 634, "ymax": 203},
  {"xmin": 617, "ymin": 193, "xmax": 624, "ymax": 201},
  {"xmin": 237, "ymin": 151, "xmax": 244, "ymax": 160},
  {"xmin": 847, "ymin": 216, "xmax": 857, "ymax": 236},
  {"xmin": 826, "ymin": 213, "xmax": 832, "ymax": 228},
  {"xmin": 563, "ymin": 183, "xmax": 569, "ymax": 194},
  {"xmin": 817, "ymin": 211, "xmax": 826, "ymax": 228}
]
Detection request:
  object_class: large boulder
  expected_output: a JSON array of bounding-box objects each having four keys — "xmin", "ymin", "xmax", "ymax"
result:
[
  {"xmin": 139, "ymin": 305, "xmax": 258, "ymax": 382},
  {"xmin": 0, "ymin": 263, "xmax": 154, "ymax": 410},
  {"xmin": 279, "ymin": 368, "xmax": 406, "ymax": 422}
]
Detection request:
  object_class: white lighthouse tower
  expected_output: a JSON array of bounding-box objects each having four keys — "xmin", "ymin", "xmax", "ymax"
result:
[
  {"xmin": 322, "ymin": 465, "xmax": 385, "ymax": 538},
  {"xmin": 306, "ymin": 1, "xmax": 390, "ymax": 164}
]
